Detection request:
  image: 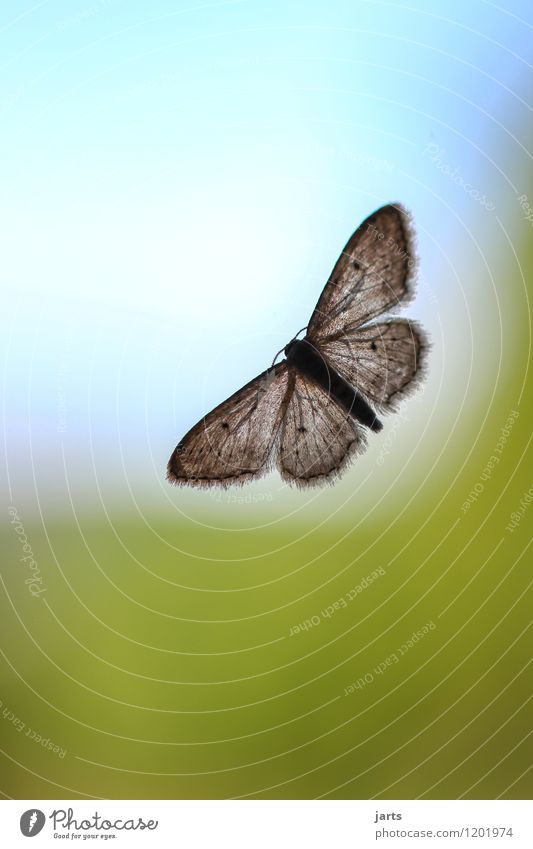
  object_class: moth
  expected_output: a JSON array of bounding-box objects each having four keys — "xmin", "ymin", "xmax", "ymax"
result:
[{"xmin": 167, "ymin": 204, "xmax": 427, "ymax": 488}]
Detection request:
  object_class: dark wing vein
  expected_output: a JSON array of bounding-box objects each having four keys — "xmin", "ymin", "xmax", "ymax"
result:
[
  {"xmin": 167, "ymin": 362, "xmax": 291, "ymax": 487},
  {"xmin": 277, "ymin": 371, "xmax": 367, "ymax": 487},
  {"xmin": 307, "ymin": 204, "xmax": 415, "ymax": 342},
  {"xmin": 318, "ymin": 319, "xmax": 427, "ymax": 412}
]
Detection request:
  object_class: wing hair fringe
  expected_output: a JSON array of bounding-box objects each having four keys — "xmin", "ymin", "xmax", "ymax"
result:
[{"xmin": 277, "ymin": 424, "xmax": 369, "ymax": 489}]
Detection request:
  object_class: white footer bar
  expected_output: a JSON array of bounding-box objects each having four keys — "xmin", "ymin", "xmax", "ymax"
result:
[{"xmin": 1, "ymin": 799, "xmax": 530, "ymax": 848}]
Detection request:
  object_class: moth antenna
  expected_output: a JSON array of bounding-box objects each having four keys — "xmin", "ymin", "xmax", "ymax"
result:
[
  {"xmin": 272, "ymin": 345, "xmax": 286, "ymax": 367},
  {"xmin": 272, "ymin": 326, "xmax": 307, "ymax": 366}
]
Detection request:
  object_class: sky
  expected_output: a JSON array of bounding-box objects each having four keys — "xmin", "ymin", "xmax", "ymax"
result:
[{"xmin": 2, "ymin": 0, "xmax": 532, "ymax": 515}]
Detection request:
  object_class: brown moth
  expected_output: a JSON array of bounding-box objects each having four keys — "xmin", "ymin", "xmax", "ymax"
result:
[{"xmin": 167, "ymin": 204, "xmax": 427, "ymax": 489}]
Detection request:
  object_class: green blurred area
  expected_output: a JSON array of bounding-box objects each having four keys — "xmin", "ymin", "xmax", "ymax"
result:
[{"xmin": 1, "ymin": 300, "xmax": 531, "ymax": 798}]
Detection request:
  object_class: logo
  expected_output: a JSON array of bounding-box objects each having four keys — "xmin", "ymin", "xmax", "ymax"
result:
[{"xmin": 20, "ymin": 809, "xmax": 45, "ymax": 837}]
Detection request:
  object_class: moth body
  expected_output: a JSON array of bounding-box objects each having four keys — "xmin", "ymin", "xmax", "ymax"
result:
[
  {"xmin": 285, "ymin": 338, "xmax": 383, "ymax": 433},
  {"xmin": 167, "ymin": 203, "xmax": 426, "ymax": 488}
]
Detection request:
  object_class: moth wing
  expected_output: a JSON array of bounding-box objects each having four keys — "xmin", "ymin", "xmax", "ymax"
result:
[
  {"xmin": 277, "ymin": 370, "xmax": 367, "ymax": 487},
  {"xmin": 317, "ymin": 319, "xmax": 427, "ymax": 412},
  {"xmin": 167, "ymin": 362, "xmax": 291, "ymax": 487},
  {"xmin": 307, "ymin": 204, "xmax": 415, "ymax": 341}
]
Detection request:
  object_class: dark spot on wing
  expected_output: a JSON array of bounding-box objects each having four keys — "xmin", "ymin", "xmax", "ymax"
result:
[
  {"xmin": 222, "ymin": 422, "xmax": 229, "ymax": 430},
  {"xmin": 370, "ymin": 341, "xmax": 377, "ymax": 351},
  {"xmin": 352, "ymin": 260, "xmax": 360, "ymax": 270},
  {"xmin": 298, "ymin": 426, "xmax": 306, "ymax": 433}
]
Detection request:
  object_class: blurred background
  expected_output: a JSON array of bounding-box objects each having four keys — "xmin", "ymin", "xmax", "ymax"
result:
[{"xmin": 1, "ymin": 0, "xmax": 531, "ymax": 799}]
